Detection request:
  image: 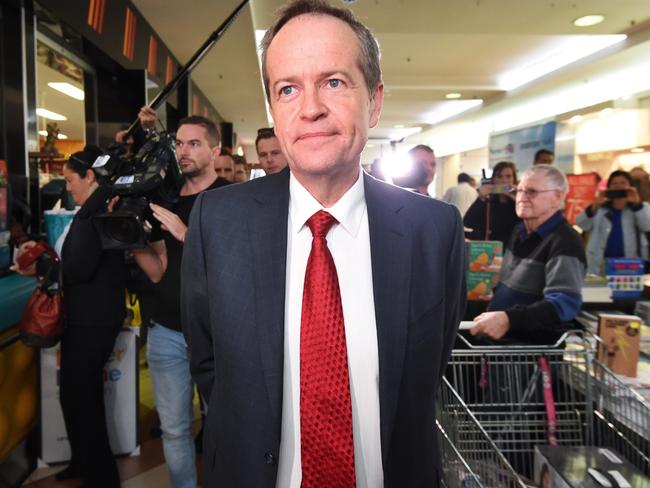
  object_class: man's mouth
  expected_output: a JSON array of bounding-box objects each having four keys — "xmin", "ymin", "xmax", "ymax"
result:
[{"xmin": 297, "ymin": 131, "xmax": 335, "ymax": 141}]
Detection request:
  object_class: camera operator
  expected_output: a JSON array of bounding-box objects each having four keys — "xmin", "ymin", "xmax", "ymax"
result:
[
  {"xmin": 464, "ymin": 161, "xmax": 521, "ymax": 245},
  {"xmin": 129, "ymin": 109, "xmax": 231, "ymax": 488},
  {"xmin": 576, "ymin": 169, "xmax": 650, "ymax": 275}
]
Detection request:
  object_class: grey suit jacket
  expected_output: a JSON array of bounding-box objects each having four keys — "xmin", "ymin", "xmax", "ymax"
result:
[{"xmin": 181, "ymin": 168, "xmax": 466, "ymax": 487}]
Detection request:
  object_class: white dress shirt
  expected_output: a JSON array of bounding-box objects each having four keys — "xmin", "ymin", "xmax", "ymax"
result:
[
  {"xmin": 276, "ymin": 171, "xmax": 384, "ymax": 488},
  {"xmin": 441, "ymin": 182, "xmax": 478, "ymax": 217}
]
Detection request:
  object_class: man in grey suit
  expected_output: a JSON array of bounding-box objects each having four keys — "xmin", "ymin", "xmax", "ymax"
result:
[{"xmin": 181, "ymin": 1, "xmax": 466, "ymax": 486}]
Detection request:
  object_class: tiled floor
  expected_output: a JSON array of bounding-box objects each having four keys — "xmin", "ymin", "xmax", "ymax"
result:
[{"xmin": 23, "ymin": 347, "xmax": 202, "ymax": 487}]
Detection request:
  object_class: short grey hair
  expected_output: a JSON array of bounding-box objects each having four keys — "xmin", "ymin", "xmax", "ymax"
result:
[
  {"xmin": 259, "ymin": 0, "xmax": 382, "ymax": 100},
  {"xmin": 521, "ymin": 164, "xmax": 569, "ymax": 200}
]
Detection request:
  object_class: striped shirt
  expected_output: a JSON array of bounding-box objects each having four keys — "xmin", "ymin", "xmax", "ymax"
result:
[{"xmin": 488, "ymin": 211, "xmax": 586, "ymax": 344}]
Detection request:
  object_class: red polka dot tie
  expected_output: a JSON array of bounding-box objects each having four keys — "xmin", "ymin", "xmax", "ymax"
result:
[{"xmin": 300, "ymin": 210, "xmax": 356, "ymax": 488}]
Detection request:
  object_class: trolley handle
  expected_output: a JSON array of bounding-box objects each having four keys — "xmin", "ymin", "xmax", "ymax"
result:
[{"xmin": 455, "ymin": 326, "xmax": 584, "ymax": 350}]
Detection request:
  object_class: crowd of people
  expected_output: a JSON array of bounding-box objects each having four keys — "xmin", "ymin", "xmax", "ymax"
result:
[{"xmin": 6, "ymin": 0, "xmax": 650, "ymax": 487}]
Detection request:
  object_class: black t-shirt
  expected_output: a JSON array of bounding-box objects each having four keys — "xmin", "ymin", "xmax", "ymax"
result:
[{"xmin": 150, "ymin": 177, "xmax": 231, "ymax": 331}]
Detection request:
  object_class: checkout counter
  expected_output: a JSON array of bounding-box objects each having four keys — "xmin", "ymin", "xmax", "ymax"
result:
[{"xmin": 0, "ymin": 273, "xmax": 38, "ymax": 485}]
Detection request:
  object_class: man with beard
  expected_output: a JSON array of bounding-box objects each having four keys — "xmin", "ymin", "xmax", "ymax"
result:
[{"xmin": 133, "ymin": 111, "xmax": 230, "ymax": 488}]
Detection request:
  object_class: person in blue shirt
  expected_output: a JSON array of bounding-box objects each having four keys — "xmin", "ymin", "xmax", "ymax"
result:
[{"xmin": 576, "ymin": 170, "xmax": 650, "ymax": 275}]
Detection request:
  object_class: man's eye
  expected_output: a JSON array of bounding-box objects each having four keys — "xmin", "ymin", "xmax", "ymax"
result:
[
  {"xmin": 279, "ymin": 86, "xmax": 294, "ymax": 96},
  {"xmin": 327, "ymin": 79, "xmax": 342, "ymax": 88}
]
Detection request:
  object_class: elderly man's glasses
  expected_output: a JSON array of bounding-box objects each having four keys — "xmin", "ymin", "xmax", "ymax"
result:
[{"xmin": 511, "ymin": 187, "xmax": 561, "ymax": 198}]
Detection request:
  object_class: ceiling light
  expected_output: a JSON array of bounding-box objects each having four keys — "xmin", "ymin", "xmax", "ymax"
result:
[
  {"xmin": 600, "ymin": 107, "xmax": 613, "ymax": 115},
  {"xmin": 445, "ymin": 93, "xmax": 462, "ymax": 99},
  {"xmin": 497, "ymin": 34, "xmax": 625, "ymax": 91},
  {"xmin": 393, "ymin": 124, "xmax": 405, "ymax": 129},
  {"xmin": 366, "ymin": 144, "xmax": 375, "ymax": 148},
  {"xmin": 57, "ymin": 133, "xmax": 68, "ymax": 140},
  {"xmin": 574, "ymin": 15, "xmax": 605, "ymax": 27},
  {"xmin": 570, "ymin": 115, "xmax": 583, "ymax": 123},
  {"xmin": 631, "ymin": 147, "xmax": 644, "ymax": 153},
  {"xmin": 38, "ymin": 130, "xmax": 48, "ymax": 136},
  {"xmin": 36, "ymin": 108, "xmax": 67, "ymax": 121},
  {"xmin": 48, "ymin": 82, "xmax": 85, "ymax": 100}
]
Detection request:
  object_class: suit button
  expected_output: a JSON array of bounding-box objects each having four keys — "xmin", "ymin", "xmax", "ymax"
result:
[{"xmin": 265, "ymin": 452, "xmax": 276, "ymax": 466}]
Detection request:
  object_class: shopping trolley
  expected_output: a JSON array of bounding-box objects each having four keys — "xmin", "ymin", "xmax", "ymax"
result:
[{"xmin": 437, "ymin": 330, "xmax": 650, "ymax": 486}]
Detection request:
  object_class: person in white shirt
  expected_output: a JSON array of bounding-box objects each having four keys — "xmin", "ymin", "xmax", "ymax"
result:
[{"xmin": 441, "ymin": 172, "xmax": 478, "ymax": 216}]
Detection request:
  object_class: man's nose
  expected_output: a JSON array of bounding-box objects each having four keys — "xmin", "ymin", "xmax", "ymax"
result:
[{"xmin": 300, "ymin": 86, "xmax": 327, "ymax": 121}]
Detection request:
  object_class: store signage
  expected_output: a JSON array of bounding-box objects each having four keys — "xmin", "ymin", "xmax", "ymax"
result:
[
  {"xmin": 565, "ymin": 173, "xmax": 598, "ymax": 225},
  {"xmin": 488, "ymin": 121, "xmax": 556, "ymax": 169},
  {"xmin": 39, "ymin": 328, "xmax": 139, "ymax": 464}
]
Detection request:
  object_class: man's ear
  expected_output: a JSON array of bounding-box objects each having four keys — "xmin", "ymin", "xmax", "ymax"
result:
[
  {"xmin": 369, "ymin": 82, "xmax": 384, "ymax": 129},
  {"xmin": 211, "ymin": 144, "xmax": 222, "ymax": 161}
]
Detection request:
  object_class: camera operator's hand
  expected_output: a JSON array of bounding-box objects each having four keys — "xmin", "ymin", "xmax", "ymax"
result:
[
  {"xmin": 591, "ymin": 191, "xmax": 607, "ymax": 211},
  {"xmin": 107, "ymin": 196, "xmax": 120, "ymax": 213},
  {"xmin": 9, "ymin": 240, "xmax": 38, "ymax": 276},
  {"xmin": 626, "ymin": 186, "xmax": 641, "ymax": 205},
  {"xmin": 150, "ymin": 203, "xmax": 187, "ymax": 243},
  {"xmin": 478, "ymin": 184, "xmax": 494, "ymax": 199},
  {"xmin": 139, "ymin": 106, "xmax": 157, "ymax": 129}
]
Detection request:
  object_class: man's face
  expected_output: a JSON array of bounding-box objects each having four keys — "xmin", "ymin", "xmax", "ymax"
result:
[
  {"xmin": 410, "ymin": 148, "xmax": 436, "ymax": 186},
  {"xmin": 175, "ymin": 124, "xmax": 218, "ymax": 178},
  {"xmin": 214, "ymin": 155, "xmax": 235, "ymax": 182},
  {"xmin": 234, "ymin": 163, "xmax": 248, "ymax": 182},
  {"xmin": 256, "ymin": 136, "xmax": 287, "ymax": 174},
  {"xmin": 266, "ymin": 14, "xmax": 383, "ymax": 182},
  {"xmin": 534, "ymin": 153, "xmax": 555, "ymax": 165},
  {"xmin": 515, "ymin": 172, "xmax": 562, "ymax": 221}
]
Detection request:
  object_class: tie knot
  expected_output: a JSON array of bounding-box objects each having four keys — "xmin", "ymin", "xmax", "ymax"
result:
[{"xmin": 306, "ymin": 210, "xmax": 337, "ymax": 238}]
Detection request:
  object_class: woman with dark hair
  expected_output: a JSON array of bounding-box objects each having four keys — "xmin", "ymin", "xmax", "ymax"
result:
[
  {"xmin": 14, "ymin": 147, "xmax": 125, "ymax": 487},
  {"xmin": 576, "ymin": 169, "xmax": 650, "ymax": 275},
  {"xmin": 464, "ymin": 161, "xmax": 521, "ymax": 245}
]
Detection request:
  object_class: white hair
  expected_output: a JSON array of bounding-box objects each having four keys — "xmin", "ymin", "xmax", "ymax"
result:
[{"xmin": 521, "ymin": 164, "xmax": 568, "ymax": 201}]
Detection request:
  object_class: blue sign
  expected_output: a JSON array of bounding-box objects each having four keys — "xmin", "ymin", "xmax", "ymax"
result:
[{"xmin": 489, "ymin": 122, "xmax": 556, "ymax": 169}]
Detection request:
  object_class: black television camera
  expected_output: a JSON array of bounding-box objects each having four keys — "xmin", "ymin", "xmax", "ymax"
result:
[
  {"xmin": 89, "ymin": 0, "xmax": 250, "ymax": 250},
  {"xmin": 93, "ymin": 131, "xmax": 183, "ymax": 250}
]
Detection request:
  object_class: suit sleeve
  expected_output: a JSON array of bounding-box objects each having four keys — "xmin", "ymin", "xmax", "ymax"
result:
[
  {"xmin": 181, "ymin": 192, "xmax": 215, "ymax": 403},
  {"xmin": 440, "ymin": 205, "xmax": 467, "ymax": 376}
]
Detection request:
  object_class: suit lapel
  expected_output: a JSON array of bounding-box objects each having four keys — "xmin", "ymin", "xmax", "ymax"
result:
[
  {"xmin": 364, "ymin": 173, "xmax": 411, "ymax": 463},
  {"xmin": 249, "ymin": 170, "xmax": 290, "ymax": 422}
]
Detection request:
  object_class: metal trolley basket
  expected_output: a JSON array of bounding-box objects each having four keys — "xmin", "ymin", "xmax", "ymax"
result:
[{"xmin": 436, "ymin": 331, "xmax": 650, "ymax": 487}]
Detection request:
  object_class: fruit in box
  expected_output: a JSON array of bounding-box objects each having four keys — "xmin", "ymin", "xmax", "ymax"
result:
[
  {"xmin": 467, "ymin": 241, "xmax": 503, "ymax": 272},
  {"xmin": 467, "ymin": 271, "xmax": 500, "ymax": 300}
]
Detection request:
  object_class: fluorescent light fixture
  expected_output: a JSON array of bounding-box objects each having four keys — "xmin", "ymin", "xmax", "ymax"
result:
[
  {"xmin": 36, "ymin": 108, "xmax": 67, "ymax": 121},
  {"xmin": 393, "ymin": 124, "xmax": 405, "ymax": 129},
  {"xmin": 57, "ymin": 133, "xmax": 68, "ymax": 140},
  {"xmin": 445, "ymin": 93, "xmax": 462, "ymax": 99},
  {"xmin": 425, "ymin": 99, "xmax": 483, "ymax": 126},
  {"xmin": 497, "ymin": 34, "xmax": 626, "ymax": 91},
  {"xmin": 48, "ymin": 82, "xmax": 85, "ymax": 100},
  {"xmin": 38, "ymin": 130, "xmax": 48, "ymax": 136},
  {"xmin": 631, "ymin": 147, "xmax": 644, "ymax": 153},
  {"xmin": 574, "ymin": 15, "xmax": 604, "ymax": 27},
  {"xmin": 366, "ymin": 144, "xmax": 375, "ymax": 148}
]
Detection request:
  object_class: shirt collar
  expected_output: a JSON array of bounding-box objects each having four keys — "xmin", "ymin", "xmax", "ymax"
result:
[
  {"xmin": 518, "ymin": 210, "xmax": 565, "ymax": 240},
  {"xmin": 289, "ymin": 170, "xmax": 366, "ymax": 237}
]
